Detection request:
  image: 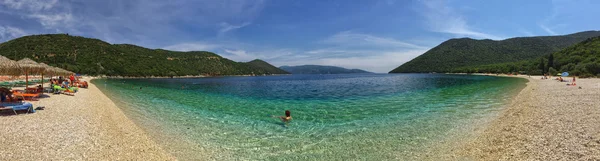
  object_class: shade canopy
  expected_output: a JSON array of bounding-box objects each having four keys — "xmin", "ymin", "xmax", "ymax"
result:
[
  {"xmin": 38, "ymin": 63, "xmax": 58, "ymax": 75},
  {"xmin": 17, "ymin": 58, "xmax": 45, "ymax": 74},
  {"xmin": 0, "ymin": 55, "xmax": 21, "ymax": 75},
  {"xmin": 53, "ymin": 67, "xmax": 73, "ymax": 76}
]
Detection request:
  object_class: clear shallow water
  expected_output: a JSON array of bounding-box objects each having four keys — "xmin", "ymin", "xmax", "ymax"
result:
[{"xmin": 94, "ymin": 74, "xmax": 527, "ymax": 160}]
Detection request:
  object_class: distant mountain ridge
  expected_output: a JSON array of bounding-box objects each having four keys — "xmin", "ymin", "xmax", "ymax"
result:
[
  {"xmin": 390, "ymin": 30, "xmax": 600, "ymax": 73},
  {"xmin": 280, "ymin": 65, "xmax": 371, "ymax": 74},
  {"xmin": 0, "ymin": 34, "xmax": 289, "ymax": 76}
]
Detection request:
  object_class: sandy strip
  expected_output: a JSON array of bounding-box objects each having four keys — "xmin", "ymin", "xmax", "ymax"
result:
[
  {"xmin": 0, "ymin": 77, "xmax": 174, "ymax": 160},
  {"xmin": 457, "ymin": 77, "xmax": 600, "ymax": 160}
]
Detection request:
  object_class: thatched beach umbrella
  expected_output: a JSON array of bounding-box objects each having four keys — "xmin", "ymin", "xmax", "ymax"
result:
[
  {"xmin": 0, "ymin": 55, "xmax": 21, "ymax": 75},
  {"xmin": 38, "ymin": 63, "xmax": 58, "ymax": 90},
  {"xmin": 54, "ymin": 67, "xmax": 71, "ymax": 76},
  {"xmin": 16, "ymin": 58, "xmax": 45, "ymax": 88}
]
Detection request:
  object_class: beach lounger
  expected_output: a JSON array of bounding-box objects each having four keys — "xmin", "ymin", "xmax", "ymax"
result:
[
  {"xmin": 12, "ymin": 90, "xmax": 41, "ymax": 101},
  {"xmin": 0, "ymin": 102, "xmax": 33, "ymax": 114},
  {"xmin": 0, "ymin": 106, "xmax": 17, "ymax": 115},
  {"xmin": 52, "ymin": 85, "xmax": 75, "ymax": 96}
]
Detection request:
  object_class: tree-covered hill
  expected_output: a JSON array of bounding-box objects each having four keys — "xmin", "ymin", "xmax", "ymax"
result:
[
  {"xmin": 280, "ymin": 65, "xmax": 371, "ymax": 74},
  {"xmin": 440, "ymin": 36, "xmax": 600, "ymax": 77},
  {"xmin": 550, "ymin": 36, "xmax": 600, "ymax": 77},
  {"xmin": 246, "ymin": 59, "xmax": 290, "ymax": 75},
  {"xmin": 0, "ymin": 34, "xmax": 288, "ymax": 76},
  {"xmin": 389, "ymin": 31, "xmax": 600, "ymax": 73}
]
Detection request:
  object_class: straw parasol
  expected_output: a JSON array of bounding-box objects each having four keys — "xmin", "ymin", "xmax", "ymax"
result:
[
  {"xmin": 0, "ymin": 55, "xmax": 21, "ymax": 75},
  {"xmin": 16, "ymin": 58, "xmax": 45, "ymax": 88},
  {"xmin": 38, "ymin": 63, "xmax": 58, "ymax": 90},
  {"xmin": 54, "ymin": 67, "xmax": 71, "ymax": 76}
]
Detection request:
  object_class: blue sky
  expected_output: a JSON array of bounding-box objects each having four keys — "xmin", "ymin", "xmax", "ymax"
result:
[{"xmin": 0, "ymin": 0, "xmax": 599, "ymax": 72}]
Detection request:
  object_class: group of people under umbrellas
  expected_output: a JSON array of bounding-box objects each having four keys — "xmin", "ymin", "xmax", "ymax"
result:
[{"xmin": 0, "ymin": 55, "xmax": 77, "ymax": 102}]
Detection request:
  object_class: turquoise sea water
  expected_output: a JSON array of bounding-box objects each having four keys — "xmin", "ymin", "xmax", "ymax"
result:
[{"xmin": 94, "ymin": 74, "xmax": 526, "ymax": 160}]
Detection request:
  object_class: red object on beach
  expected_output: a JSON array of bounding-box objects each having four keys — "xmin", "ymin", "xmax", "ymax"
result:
[{"xmin": 12, "ymin": 90, "xmax": 40, "ymax": 101}]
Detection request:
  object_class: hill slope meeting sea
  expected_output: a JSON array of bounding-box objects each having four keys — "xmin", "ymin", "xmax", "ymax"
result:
[
  {"xmin": 390, "ymin": 30, "xmax": 600, "ymax": 74},
  {"xmin": 0, "ymin": 34, "xmax": 289, "ymax": 77},
  {"xmin": 280, "ymin": 65, "xmax": 372, "ymax": 74}
]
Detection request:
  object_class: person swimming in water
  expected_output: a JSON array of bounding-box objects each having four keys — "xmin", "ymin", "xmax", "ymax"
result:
[{"xmin": 277, "ymin": 110, "xmax": 292, "ymax": 126}]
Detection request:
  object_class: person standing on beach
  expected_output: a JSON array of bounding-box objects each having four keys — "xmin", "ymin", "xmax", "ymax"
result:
[{"xmin": 69, "ymin": 74, "xmax": 76, "ymax": 86}]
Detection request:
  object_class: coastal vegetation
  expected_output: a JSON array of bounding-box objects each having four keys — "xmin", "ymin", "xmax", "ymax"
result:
[
  {"xmin": 0, "ymin": 34, "xmax": 289, "ymax": 77},
  {"xmin": 550, "ymin": 36, "xmax": 600, "ymax": 77},
  {"xmin": 442, "ymin": 36, "xmax": 600, "ymax": 77},
  {"xmin": 389, "ymin": 31, "xmax": 600, "ymax": 76},
  {"xmin": 280, "ymin": 65, "xmax": 371, "ymax": 74}
]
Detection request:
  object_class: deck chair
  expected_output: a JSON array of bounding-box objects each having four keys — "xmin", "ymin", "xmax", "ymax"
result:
[{"xmin": 0, "ymin": 106, "xmax": 17, "ymax": 115}]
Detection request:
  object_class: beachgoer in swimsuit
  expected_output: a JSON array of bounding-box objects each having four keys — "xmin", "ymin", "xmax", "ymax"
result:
[{"xmin": 279, "ymin": 110, "xmax": 292, "ymax": 126}]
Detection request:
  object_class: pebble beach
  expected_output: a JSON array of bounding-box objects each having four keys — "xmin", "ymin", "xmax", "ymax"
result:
[
  {"xmin": 1, "ymin": 76, "xmax": 599, "ymax": 160},
  {"xmin": 457, "ymin": 76, "xmax": 600, "ymax": 160},
  {"xmin": 0, "ymin": 77, "xmax": 174, "ymax": 160}
]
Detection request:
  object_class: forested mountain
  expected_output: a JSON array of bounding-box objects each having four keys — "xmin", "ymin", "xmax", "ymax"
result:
[
  {"xmin": 390, "ymin": 31, "xmax": 600, "ymax": 73},
  {"xmin": 0, "ymin": 34, "xmax": 288, "ymax": 76},
  {"xmin": 246, "ymin": 59, "xmax": 289, "ymax": 75},
  {"xmin": 280, "ymin": 65, "xmax": 371, "ymax": 74},
  {"xmin": 549, "ymin": 36, "xmax": 600, "ymax": 77},
  {"xmin": 430, "ymin": 36, "xmax": 600, "ymax": 77}
]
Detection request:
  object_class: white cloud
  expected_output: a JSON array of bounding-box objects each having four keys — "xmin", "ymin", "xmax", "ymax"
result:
[
  {"xmin": 322, "ymin": 31, "xmax": 427, "ymax": 49},
  {"xmin": 271, "ymin": 31, "xmax": 432, "ymax": 73},
  {"xmin": 539, "ymin": 24, "xmax": 557, "ymax": 35},
  {"xmin": 219, "ymin": 22, "xmax": 251, "ymax": 35},
  {"xmin": 0, "ymin": 26, "xmax": 27, "ymax": 41},
  {"xmin": 419, "ymin": 0, "xmax": 503, "ymax": 40},
  {"xmin": 223, "ymin": 49, "xmax": 254, "ymax": 61},
  {"xmin": 1, "ymin": 0, "xmax": 58, "ymax": 11},
  {"xmin": 518, "ymin": 29, "xmax": 535, "ymax": 37},
  {"xmin": 220, "ymin": 48, "xmax": 296, "ymax": 62},
  {"xmin": 274, "ymin": 49, "xmax": 428, "ymax": 73},
  {"xmin": 162, "ymin": 43, "xmax": 220, "ymax": 52},
  {"xmin": 29, "ymin": 13, "xmax": 74, "ymax": 28},
  {"xmin": 0, "ymin": 0, "xmax": 267, "ymax": 48},
  {"xmin": 159, "ymin": 30, "xmax": 429, "ymax": 73}
]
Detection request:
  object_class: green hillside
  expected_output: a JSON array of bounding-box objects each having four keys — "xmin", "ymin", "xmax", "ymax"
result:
[
  {"xmin": 0, "ymin": 34, "xmax": 288, "ymax": 77},
  {"xmin": 246, "ymin": 59, "xmax": 290, "ymax": 75},
  {"xmin": 280, "ymin": 65, "xmax": 371, "ymax": 74},
  {"xmin": 390, "ymin": 31, "xmax": 600, "ymax": 73},
  {"xmin": 445, "ymin": 36, "xmax": 600, "ymax": 77},
  {"xmin": 551, "ymin": 36, "xmax": 600, "ymax": 77}
]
